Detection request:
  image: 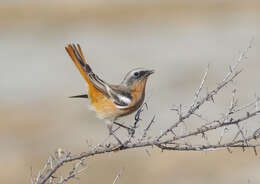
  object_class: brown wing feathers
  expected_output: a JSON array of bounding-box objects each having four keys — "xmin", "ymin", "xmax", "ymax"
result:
[{"xmin": 76, "ymin": 44, "xmax": 92, "ymax": 73}]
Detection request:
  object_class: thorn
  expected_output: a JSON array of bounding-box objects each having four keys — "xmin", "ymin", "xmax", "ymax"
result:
[
  {"xmin": 144, "ymin": 149, "xmax": 151, "ymax": 157},
  {"xmin": 227, "ymin": 147, "xmax": 232, "ymax": 153},
  {"xmin": 253, "ymin": 147, "xmax": 257, "ymax": 156}
]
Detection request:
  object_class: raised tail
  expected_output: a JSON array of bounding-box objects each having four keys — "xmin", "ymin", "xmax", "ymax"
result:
[
  {"xmin": 65, "ymin": 44, "xmax": 93, "ymax": 85},
  {"xmin": 65, "ymin": 43, "xmax": 105, "ymax": 102}
]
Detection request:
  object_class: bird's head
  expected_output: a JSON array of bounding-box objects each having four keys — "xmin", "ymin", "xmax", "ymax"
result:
[{"xmin": 121, "ymin": 68, "xmax": 154, "ymax": 90}]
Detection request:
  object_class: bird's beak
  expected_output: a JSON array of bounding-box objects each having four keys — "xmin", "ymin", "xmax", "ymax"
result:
[{"xmin": 145, "ymin": 69, "xmax": 155, "ymax": 76}]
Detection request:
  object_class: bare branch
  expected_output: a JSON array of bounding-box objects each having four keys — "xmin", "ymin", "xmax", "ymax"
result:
[{"xmin": 31, "ymin": 39, "xmax": 259, "ymax": 184}]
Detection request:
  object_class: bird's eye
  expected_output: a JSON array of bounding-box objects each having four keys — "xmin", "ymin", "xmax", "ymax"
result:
[{"xmin": 134, "ymin": 72, "xmax": 139, "ymax": 77}]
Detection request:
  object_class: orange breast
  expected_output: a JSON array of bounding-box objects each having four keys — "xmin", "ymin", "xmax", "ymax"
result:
[
  {"xmin": 116, "ymin": 79, "xmax": 147, "ymax": 118},
  {"xmin": 131, "ymin": 79, "xmax": 147, "ymax": 103}
]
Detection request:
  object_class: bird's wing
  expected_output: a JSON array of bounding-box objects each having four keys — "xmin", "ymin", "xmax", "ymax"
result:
[
  {"xmin": 105, "ymin": 86, "xmax": 133, "ymax": 109},
  {"xmin": 65, "ymin": 44, "xmax": 132, "ymax": 108}
]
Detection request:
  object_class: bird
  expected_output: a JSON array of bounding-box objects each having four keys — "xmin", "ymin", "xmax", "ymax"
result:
[{"xmin": 65, "ymin": 43, "xmax": 154, "ymax": 136}]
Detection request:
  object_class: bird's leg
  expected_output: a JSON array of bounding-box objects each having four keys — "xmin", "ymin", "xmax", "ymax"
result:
[
  {"xmin": 113, "ymin": 122, "xmax": 135, "ymax": 136},
  {"xmin": 105, "ymin": 121, "xmax": 123, "ymax": 145}
]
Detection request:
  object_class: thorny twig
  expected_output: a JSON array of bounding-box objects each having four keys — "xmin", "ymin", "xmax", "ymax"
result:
[
  {"xmin": 157, "ymin": 38, "xmax": 254, "ymax": 140},
  {"xmin": 140, "ymin": 115, "xmax": 156, "ymax": 141},
  {"xmin": 31, "ymin": 39, "xmax": 260, "ymax": 184},
  {"xmin": 112, "ymin": 169, "xmax": 124, "ymax": 184}
]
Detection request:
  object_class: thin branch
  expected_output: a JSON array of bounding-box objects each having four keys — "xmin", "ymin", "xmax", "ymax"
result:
[
  {"xmin": 192, "ymin": 63, "xmax": 210, "ymax": 107},
  {"xmin": 112, "ymin": 169, "xmax": 124, "ymax": 184},
  {"xmin": 140, "ymin": 115, "xmax": 156, "ymax": 141}
]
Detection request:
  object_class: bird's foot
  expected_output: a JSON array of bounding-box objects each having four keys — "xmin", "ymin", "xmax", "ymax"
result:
[{"xmin": 113, "ymin": 122, "xmax": 135, "ymax": 136}]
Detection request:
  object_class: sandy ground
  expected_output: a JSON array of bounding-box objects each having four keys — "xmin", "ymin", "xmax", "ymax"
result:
[{"xmin": 0, "ymin": 1, "xmax": 259, "ymax": 183}]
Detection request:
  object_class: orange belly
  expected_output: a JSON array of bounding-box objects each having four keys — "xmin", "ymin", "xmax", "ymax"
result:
[{"xmin": 89, "ymin": 89, "xmax": 119, "ymax": 120}]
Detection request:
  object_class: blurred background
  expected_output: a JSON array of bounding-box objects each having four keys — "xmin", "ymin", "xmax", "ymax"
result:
[{"xmin": 0, "ymin": 0, "xmax": 259, "ymax": 183}]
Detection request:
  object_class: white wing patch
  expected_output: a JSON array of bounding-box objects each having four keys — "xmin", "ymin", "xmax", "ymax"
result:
[
  {"xmin": 114, "ymin": 95, "xmax": 132, "ymax": 109},
  {"xmin": 118, "ymin": 95, "xmax": 131, "ymax": 105},
  {"xmin": 115, "ymin": 104, "xmax": 129, "ymax": 109},
  {"xmin": 104, "ymin": 85, "xmax": 132, "ymax": 109}
]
